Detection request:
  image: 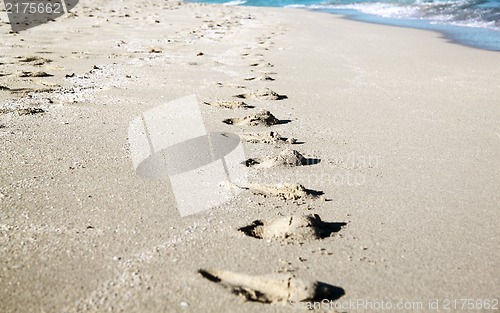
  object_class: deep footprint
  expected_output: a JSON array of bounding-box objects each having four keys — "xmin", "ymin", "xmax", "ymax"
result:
[
  {"xmin": 234, "ymin": 88, "xmax": 287, "ymax": 100},
  {"xmin": 239, "ymin": 214, "xmax": 346, "ymax": 242},
  {"xmin": 223, "ymin": 110, "xmax": 284, "ymax": 126},
  {"xmin": 244, "ymin": 74, "xmax": 275, "ymax": 81},
  {"xmin": 18, "ymin": 71, "xmax": 53, "ymax": 78},
  {"xmin": 240, "ymin": 131, "xmax": 297, "ymax": 144},
  {"xmin": 199, "ymin": 269, "xmax": 345, "ymax": 304},
  {"xmin": 204, "ymin": 100, "xmax": 253, "ymax": 109},
  {"xmin": 245, "ymin": 149, "xmax": 320, "ymax": 168},
  {"xmin": 244, "ymin": 183, "xmax": 323, "ymax": 201},
  {"xmin": 249, "ymin": 62, "xmax": 274, "ymax": 68},
  {"xmin": 17, "ymin": 56, "xmax": 52, "ymax": 66}
]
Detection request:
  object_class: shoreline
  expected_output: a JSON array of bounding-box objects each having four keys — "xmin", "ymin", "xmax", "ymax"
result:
[
  {"xmin": 202, "ymin": 0, "xmax": 500, "ymax": 52},
  {"xmin": 321, "ymin": 8, "xmax": 500, "ymax": 52},
  {"xmin": 1, "ymin": 1, "xmax": 499, "ymax": 312}
]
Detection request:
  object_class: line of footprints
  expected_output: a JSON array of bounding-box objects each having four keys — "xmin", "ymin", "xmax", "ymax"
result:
[{"xmin": 198, "ymin": 34, "xmax": 346, "ymax": 306}]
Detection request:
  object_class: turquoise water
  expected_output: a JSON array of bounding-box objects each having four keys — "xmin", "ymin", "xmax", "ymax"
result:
[{"xmin": 190, "ymin": 0, "xmax": 500, "ymax": 51}]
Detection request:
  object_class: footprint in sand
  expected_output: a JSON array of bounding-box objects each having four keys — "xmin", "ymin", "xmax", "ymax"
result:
[
  {"xmin": 242, "ymin": 183, "xmax": 323, "ymax": 201},
  {"xmin": 0, "ymin": 107, "xmax": 45, "ymax": 116},
  {"xmin": 148, "ymin": 47, "xmax": 163, "ymax": 54},
  {"xmin": 199, "ymin": 269, "xmax": 344, "ymax": 304},
  {"xmin": 216, "ymin": 82, "xmax": 247, "ymax": 89},
  {"xmin": 17, "ymin": 71, "xmax": 53, "ymax": 78},
  {"xmin": 234, "ymin": 88, "xmax": 287, "ymax": 100},
  {"xmin": 204, "ymin": 100, "xmax": 254, "ymax": 109},
  {"xmin": 223, "ymin": 110, "xmax": 288, "ymax": 127},
  {"xmin": 244, "ymin": 149, "xmax": 320, "ymax": 168},
  {"xmin": 239, "ymin": 131, "xmax": 297, "ymax": 144},
  {"xmin": 257, "ymin": 35, "xmax": 273, "ymax": 41},
  {"xmin": 2, "ymin": 86, "xmax": 56, "ymax": 95},
  {"xmin": 239, "ymin": 214, "xmax": 346, "ymax": 242},
  {"xmin": 249, "ymin": 62, "xmax": 274, "ymax": 68},
  {"xmin": 241, "ymin": 52, "xmax": 264, "ymax": 58},
  {"xmin": 17, "ymin": 56, "xmax": 52, "ymax": 66},
  {"xmin": 244, "ymin": 74, "xmax": 275, "ymax": 81}
]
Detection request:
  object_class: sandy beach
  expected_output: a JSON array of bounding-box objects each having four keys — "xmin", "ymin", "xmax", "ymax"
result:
[{"xmin": 1, "ymin": 0, "xmax": 499, "ymax": 312}]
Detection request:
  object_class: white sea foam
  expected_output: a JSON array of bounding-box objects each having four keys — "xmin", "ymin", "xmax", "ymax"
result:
[
  {"xmin": 300, "ymin": 1, "xmax": 500, "ymax": 31},
  {"xmin": 433, "ymin": 19, "xmax": 500, "ymax": 30},
  {"xmin": 284, "ymin": 4, "xmax": 308, "ymax": 8},
  {"xmin": 328, "ymin": 3, "xmax": 419, "ymax": 19},
  {"xmin": 223, "ymin": 0, "xmax": 247, "ymax": 5}
]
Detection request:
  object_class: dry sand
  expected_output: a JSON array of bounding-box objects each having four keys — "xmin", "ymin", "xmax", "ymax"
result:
[{"xmin": 1, "ymin": 0, "xmax": 499, "ymax": 312}]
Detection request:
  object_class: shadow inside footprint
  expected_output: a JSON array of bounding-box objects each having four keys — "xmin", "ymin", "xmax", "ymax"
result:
[
  {"xmin": 234, "ymin": 88, "xmax": 287, "ymax": 100},
  {"xmin": 239, "ymin": 220, "xmax": 264, "ymax": 237},
  {"xmin": 304, "ymin": 188, "xmax": 324, "ymax": 197},
  {"xmin": 198, "ymin": 268, "xmax": 345, "ymax": 304},
  {"xmin": 239, "ymin": 214, "xmax": 346, "ymax": 241},
  {"xmin": 311, "ymin": 282, "xmax": 345, "ymax": 302},
  {"xmin": 244, "ymin": 149, "xmax": 321, "ymax": 168},
  {"xmin": 223, "ymin": 111, "xmax": 286, "ymax": 127},
  {"xmin": 304, "ymin": 158, "xmax": 321, "ymax": 165},
  {"xmin": 244, "ymin": 158, "xmax": 261, "ymax": 167},
  {"xmin": 199, "ymin": 269, "xmax": 222, "ymax": 283},
  {"xmin": 245, "ymin": 75, "xmax": 276, "ymax": 81},
  {"xmin": 243, "ymin": 183, "xmax": 324, "ymax": 201},
  {"xmin": 307, "ymin": 214, "xmax": 346, "ymax": 238}
]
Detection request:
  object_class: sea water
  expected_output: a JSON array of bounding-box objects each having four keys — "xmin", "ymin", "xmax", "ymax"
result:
[{"xmin": 190, "ymin": 0, "xmax": 500, "ymax": 51}]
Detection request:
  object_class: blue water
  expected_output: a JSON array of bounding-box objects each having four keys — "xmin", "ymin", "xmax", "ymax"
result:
[{"xmin": 190, "ymin": 0, "xmax": 500, "ymax": 51}]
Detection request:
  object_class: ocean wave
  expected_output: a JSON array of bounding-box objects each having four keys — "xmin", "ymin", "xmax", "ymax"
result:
[
  {"xmin": 192, "ymin": 0, "xmax": 500, "ymax": 50},
  {"xmin": 298, "ymin": 0, "xmax": 500, "ymax": 31}
]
